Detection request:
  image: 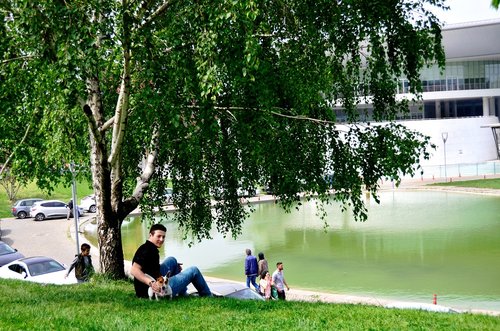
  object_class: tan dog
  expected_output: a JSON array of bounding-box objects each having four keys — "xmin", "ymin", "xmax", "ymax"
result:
[{"xmin": 147, "ymin": 274, "xmax": 173, "ymax": 300}]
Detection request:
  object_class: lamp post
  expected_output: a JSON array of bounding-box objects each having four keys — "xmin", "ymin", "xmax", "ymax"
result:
[
  {"xmin": 458, "ymin": 149, "xmax": 463, "ymax": 177},
  {"xmin": 69, "ymin": 162, "xmax": 80, "ymax": 255},
  {"xmin": 441, "ymin": 132, "xmax": 448, "ymax": 182}
]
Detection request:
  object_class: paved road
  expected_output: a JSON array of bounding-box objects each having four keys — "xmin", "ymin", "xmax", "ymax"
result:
[{"xmin": 1, "ymin": 216, "xmax": 91, "ymax": 267}]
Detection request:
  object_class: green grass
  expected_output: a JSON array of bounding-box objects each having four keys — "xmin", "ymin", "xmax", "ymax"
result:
[
  {"xmin": 0, "ymin": 278, "xmax": 498, "ymax": 331},
  {"xmin": 2, "ymin": 179, "xmax": 500, "ymax": 329},
  {"xmin": 428, "ymin": 178, "xmax": 500, "ymax": 189},
  {"xmin": 0, "ymin": 181, "xmax": 93, "ymax": 218}
]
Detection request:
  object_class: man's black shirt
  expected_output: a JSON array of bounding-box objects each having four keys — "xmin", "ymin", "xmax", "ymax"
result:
[{"xmin": 132, "ymin": 240, "xmax": 161, "ymax": 298}]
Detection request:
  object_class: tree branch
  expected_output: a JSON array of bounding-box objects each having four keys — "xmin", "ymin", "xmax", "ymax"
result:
[
  {"xmin": 100, "ymin": 116, "xmax": 115, "ymax": 132},
  {"xmin": 109, "ymin": 0, "xmax": 132, "ymax": 167},
  {"xmin": 189, "ymin": 105, "xmax": 339, "ymax": 126},
  {"xmin": 267, "ymin": 109, "xmax": 335, "ymax": 125},
  {"xmin": 135, "ymin": 125, "xmax": 159, "ymax": 195},
  {"xmin": 121, "ymin": 124, "xmax": 159, "ymax": 216},
  {"xmin": 0, "ymin": 123, "xmax": 31, "ymax": 177},
  {"xmin": 83, "ymin": 104, "xmax": 103, "ymax": 143},
  {"xmin": 136, "ymin": 0, "xmax": 176, "ymax": 30},
  {"xmin": 0, "ymin": 55, "xmax": 37, "ymax": 65},
  {"xmin": 84, "ymin": 76, "xmax": 107, "ymax": 146},
  {"xmin": 100, "ymin": 106, "xmax": 136, "ymax": 132}
]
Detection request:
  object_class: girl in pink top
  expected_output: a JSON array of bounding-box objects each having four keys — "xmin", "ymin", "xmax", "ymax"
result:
[{"xmin": 259, "ymin": 271, "xmax": 272, "ymax": 300}]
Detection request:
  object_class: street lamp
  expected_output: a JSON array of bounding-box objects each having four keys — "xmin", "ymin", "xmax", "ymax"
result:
[
  {"xmin": 441, "ymin": 132, "xmax": 448, "ymax": 182},
  {"xmin": 69, "ymin": 162, "xmax": 80, "ymax": 255},
  {"xmin": 458, "ymin": 149, "xmax": 463, "ymax": 177}
]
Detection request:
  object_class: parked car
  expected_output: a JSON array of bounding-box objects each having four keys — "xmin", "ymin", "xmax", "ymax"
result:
[
  {"xmin": 189, "ymin": 281, "xmax": 264, "ymax": 300},
  {"xmin": 0, "ymin": 241, "xmax": 25, "ymax": 267},
  {"xmin": 30, "ymin": 200, "xmax": 83, "ymax": 221},
  {"xmin": 11, "ymin": 198, "xmax": 43, "ymax": 219},
  {"xmin": 0, "ymin": 256, "xmax": 77, "ymax": 285},
  {"xmin": 80, "ymin": 194, "xmax": 96, "ymax": 213}
]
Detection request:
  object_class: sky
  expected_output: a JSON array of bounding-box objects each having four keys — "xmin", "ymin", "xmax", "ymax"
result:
[{"xmin": 435, "ymin": 0, "xmax": 499, "ymax": 24}]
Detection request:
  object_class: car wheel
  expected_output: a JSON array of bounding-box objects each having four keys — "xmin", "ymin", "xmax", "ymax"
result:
[
  {"xmin": 89, "ymin": 205, "xmax": 96, "ymax": 213},
  {"xmin": 34, "ymin": 213, "xmax": 45, "ymax": 221},
  {"xmin": 17, "ymin": 211, "xmax": 27, "ymax": 219}
]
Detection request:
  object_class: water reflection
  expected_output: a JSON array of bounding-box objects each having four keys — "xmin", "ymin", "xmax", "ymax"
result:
[{"xmin": 86, "ymin": 190, "xmax": 500, "ymax": 311}]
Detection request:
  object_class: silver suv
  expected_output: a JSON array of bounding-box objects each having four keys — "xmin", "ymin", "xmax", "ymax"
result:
[
  {"xmin": 30, "ymin": 200, "xmax": 83, "ymax": 221},
  {"xmin": 11, "ymin": 198, "xmax": 43, "ymax": 219}
]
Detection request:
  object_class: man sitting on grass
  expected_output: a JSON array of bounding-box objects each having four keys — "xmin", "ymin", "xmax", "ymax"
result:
[{"xmin": 130, "ymin": 223, "xmax": 212, "ymax": 299}]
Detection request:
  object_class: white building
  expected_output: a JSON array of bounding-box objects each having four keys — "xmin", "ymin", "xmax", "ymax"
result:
[
  {"xmin": 400, "ymin": 18, "xmax": 500, "ymax": 167},
  {"xmin": 341, "ymin": 19, "xmax": 500, "ymax": 170}
]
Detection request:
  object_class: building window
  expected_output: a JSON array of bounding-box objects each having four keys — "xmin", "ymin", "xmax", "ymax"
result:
[{"xmin": 415, "ymin": 60, "xmax": 500, "ymax": 92}]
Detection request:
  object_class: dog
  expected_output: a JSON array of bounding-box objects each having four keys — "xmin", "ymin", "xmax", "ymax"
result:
[{"xmin": 147, "ymin": 273, "xmax": 172, "ymax": 300}]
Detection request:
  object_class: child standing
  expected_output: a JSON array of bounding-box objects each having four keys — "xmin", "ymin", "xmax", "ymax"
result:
[
  {"xmin": 259, "ymin": 271, "xmax": 272, "ymax": 300},
  {"xmin": 66, "ymin": 243, "xmax": 94, "ymax": 283}
]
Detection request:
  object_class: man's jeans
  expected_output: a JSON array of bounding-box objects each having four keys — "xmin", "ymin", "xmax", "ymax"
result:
[
  {"xmin": 246, "ymin": 275, "xmax": 259, "ymax": 292},
  {"xmin": 160, "ymin": 256, "xmax": 212, "ymax": 297}
]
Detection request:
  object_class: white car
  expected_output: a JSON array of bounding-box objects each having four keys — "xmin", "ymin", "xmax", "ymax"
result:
[
  {"xmin": 30, "ymin": 200, "xmax": 83, "ymax": 221},
  {"xmin": 80, "ymin": 194, "xmax": 96, "ymax": 213},
  {"xmin": 0, "ymin": 256, "xmax": 77, "ymax": 285}
]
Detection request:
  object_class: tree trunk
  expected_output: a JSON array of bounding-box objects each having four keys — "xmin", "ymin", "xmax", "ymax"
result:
[
  {"xmin": 93, "ymin": 159, "xmax": 126, "ymax": 278},
  {"xmin": 97, "ymin": 212, "xmax": 125, "ymax": 279},
  {"xmin": 85, "ymin": 77, "xmax": 127, "ymax": 279}
]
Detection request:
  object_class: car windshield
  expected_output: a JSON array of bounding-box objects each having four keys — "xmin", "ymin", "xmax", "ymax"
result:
[
  {"xmin": 28, "ymin": 260, "xmax": 65, "ymax": 276},
  {"xmin": 0, "ymin": 243, "xmax": 16, "ymax": 256}
]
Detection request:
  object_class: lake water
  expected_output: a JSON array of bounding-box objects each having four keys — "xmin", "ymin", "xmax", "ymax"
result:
[{"xmin": 87, "ymin": 190, "xmax": 500, "ymax": 311}]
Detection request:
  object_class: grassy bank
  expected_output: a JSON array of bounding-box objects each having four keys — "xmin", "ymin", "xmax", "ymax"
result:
[
  {"xmin": 0, "ymin": 278, "xmax": 498, "ymax": 331},
  {"xmin": 0, "ymin": 181, "xmax": 93, "ymax": 218},
  {"xmin": 428, "ymin": 178, "xmax": 500, "ymax": 189}
]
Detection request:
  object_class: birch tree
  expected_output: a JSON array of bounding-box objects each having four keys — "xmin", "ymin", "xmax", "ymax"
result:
[{"xmin": 1, "ymin": 0, "xmax": 446, "ymax": 278}]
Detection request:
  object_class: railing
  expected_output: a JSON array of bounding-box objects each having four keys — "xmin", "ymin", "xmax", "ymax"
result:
[{"xmin": 408, "ymin": 161, "xmax": 500, "ymax": 180}]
